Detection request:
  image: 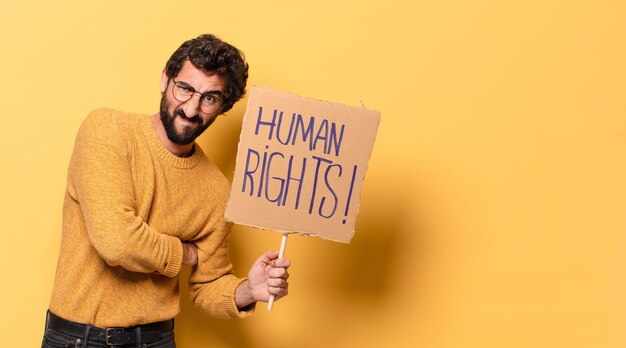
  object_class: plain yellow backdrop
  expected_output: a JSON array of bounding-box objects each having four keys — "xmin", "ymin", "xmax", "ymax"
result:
[{"xmin": 1, "ymin": 1, "xmax": 625, "ymax": 347}]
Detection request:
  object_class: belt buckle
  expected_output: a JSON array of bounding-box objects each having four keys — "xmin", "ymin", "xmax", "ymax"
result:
[{"xmin": 105, "ymin": 328, "xmax": 125, "ymax": 346}]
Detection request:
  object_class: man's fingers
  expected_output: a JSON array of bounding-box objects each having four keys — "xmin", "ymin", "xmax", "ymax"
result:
[
  {"xmin": 257, "ymin": 251, "xmax": 279, "ymax": 264},
  {"xmin": 257, "ymin": 251, "xmax": 291, "ymax": 270},
  {"xmin": 268, "ymin": 267, "xmax": 289, "ymax": 279},
  {"xmin": 267, "ymin": 278, "xmax": 288, "ymax": 288},
  {"xmin": 268, "ymin": 285, "xmax": 289, "ymax": 297},
  {"xmin": 269, "ymin": 258, "xmax": 291, "ymax": 269}
]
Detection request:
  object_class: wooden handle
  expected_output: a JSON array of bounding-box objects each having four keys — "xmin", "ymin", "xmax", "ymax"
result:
[{"xmin": 267, "ymin": 233, "xmax": 289, "ymax": 311}]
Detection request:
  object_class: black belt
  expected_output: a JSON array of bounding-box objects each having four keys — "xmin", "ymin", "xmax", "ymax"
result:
[{"xmin": 46, "ymin": 311, "xmax": 174, "ymax": 346}]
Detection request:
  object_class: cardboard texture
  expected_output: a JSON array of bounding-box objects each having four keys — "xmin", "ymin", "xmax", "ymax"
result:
[{"xmin": 225, "ymin": 86, "xmax": 380, "ymax": 243}]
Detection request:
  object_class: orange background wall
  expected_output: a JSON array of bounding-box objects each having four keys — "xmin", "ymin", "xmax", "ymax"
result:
[{"xmin": 1, "ymin": 1, "xmax": 625, "ymax": 347}]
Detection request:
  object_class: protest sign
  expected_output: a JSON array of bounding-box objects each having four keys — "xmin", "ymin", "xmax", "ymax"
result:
[{"xmin": 225, "ymin": 86, "xmax": 380, "ymax": 243}]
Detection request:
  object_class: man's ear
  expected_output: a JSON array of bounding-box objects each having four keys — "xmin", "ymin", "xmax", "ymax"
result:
[{"xmin": 160, "ymin": 69, "xmax": 168, "ymax": 93}]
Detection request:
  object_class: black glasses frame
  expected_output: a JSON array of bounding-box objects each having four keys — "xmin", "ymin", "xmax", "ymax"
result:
[{"xmin": 170, "ymin": 77, "xmax": 223, "ymax": 115}]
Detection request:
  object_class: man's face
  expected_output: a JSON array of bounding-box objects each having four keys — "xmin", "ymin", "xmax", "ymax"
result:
[{"xmin": 159, "ymin": 60, "xmax": 226, "ymax": 145}]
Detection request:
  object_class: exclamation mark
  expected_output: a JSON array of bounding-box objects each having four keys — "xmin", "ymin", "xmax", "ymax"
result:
[{"xmin": 342, "ymin": 165, "xmax": 358, "ymax": 224}]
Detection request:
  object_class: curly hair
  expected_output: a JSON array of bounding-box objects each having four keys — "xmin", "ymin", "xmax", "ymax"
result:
[{"xmin": 164, "ymin": 34, "xmax": 249, "ymax": 114}]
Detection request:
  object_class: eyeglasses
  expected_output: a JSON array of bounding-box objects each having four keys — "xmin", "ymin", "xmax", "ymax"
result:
[{"xmin": 171, "ymin": 77, "xmax": 223, "ymax": 115}]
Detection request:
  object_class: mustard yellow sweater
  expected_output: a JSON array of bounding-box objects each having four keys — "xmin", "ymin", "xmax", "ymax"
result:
[{"xmin": 49, "ymin": 108, "xmax": 251, "ymax": 327}]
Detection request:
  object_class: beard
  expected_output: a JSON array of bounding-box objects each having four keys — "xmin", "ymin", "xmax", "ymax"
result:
[{"xmin": 159, "ymin": 95, "xmax": 215, "ymax": 145}]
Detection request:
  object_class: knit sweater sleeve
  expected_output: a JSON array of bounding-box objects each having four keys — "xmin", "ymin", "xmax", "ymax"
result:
[
  {"xmin": 188, "ymin": 217, "xmax": 254, "ymax": 319},
  {"xmin": 68, "ymin": 110, "xmax": 183, "ymax": 277}
]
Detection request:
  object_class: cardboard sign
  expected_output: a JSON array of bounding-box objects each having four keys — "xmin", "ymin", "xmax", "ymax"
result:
[{"xmin": 225, "ymin": 86, "xmax": 380, "ymax": 243}]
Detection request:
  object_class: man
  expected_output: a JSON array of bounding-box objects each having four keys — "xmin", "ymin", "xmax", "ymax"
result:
[{"xmin": 42, "ymin": 34, "xmax": 290, "ymax": 348}]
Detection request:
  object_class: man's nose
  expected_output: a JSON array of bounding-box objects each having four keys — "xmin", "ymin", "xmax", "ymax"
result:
[{"xmin": 182, "ymin": 94, "xmax": 201, "ymax": 118}]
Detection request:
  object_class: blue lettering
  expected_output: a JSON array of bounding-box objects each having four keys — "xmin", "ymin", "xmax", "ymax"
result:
[
  {"xmin": 242, "ymin": 148, "xmax": 260, "ymax": 196},
  {"xmin": 329, "ymin": 123, "xmax": 345, "ymax": 156},
  {"xmin": 309, "ymin": 156, "xmax": 333, "ymax": 214},
  {"xmin": 255, "ymin": 106, "xmax": 277, "ymax": 140},
  {"xmin": 319, "ymin": 164, "xmax": 342, "ymax": 218},
  {"xmin": 292, "ymin": 114, "xmax": 315, "ymax": 151},
  {"xmin": 283, "ymin": 155, "xmax": 307, "ymax": 209},
  {"xmin": 265, "ymin": 152, "xmax": 286, "ymax": 205}
]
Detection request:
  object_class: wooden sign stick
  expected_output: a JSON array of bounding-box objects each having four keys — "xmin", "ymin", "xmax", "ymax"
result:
[{"xmin": 267, "ymin": 233, "xmax": 289, "ymax": 311}]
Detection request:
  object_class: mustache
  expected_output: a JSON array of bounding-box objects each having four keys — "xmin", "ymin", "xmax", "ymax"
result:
[{"xmin": 174, "ymin": 109, "xmax": 201, "ymax": 124}]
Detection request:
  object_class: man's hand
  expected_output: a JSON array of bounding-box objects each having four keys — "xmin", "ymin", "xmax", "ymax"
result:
[
  {"xmin": 182, "ymin": 242, "xmax": 198, "ymax": 266},
  {"xmin": 235, "ymin": 251, "xmax": 290, "ymax": 308}
]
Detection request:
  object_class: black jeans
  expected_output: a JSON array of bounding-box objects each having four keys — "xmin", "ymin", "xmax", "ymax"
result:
[{"xmin": 41, "ymin": 313, "xmax": 176, "ymax": 348}]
